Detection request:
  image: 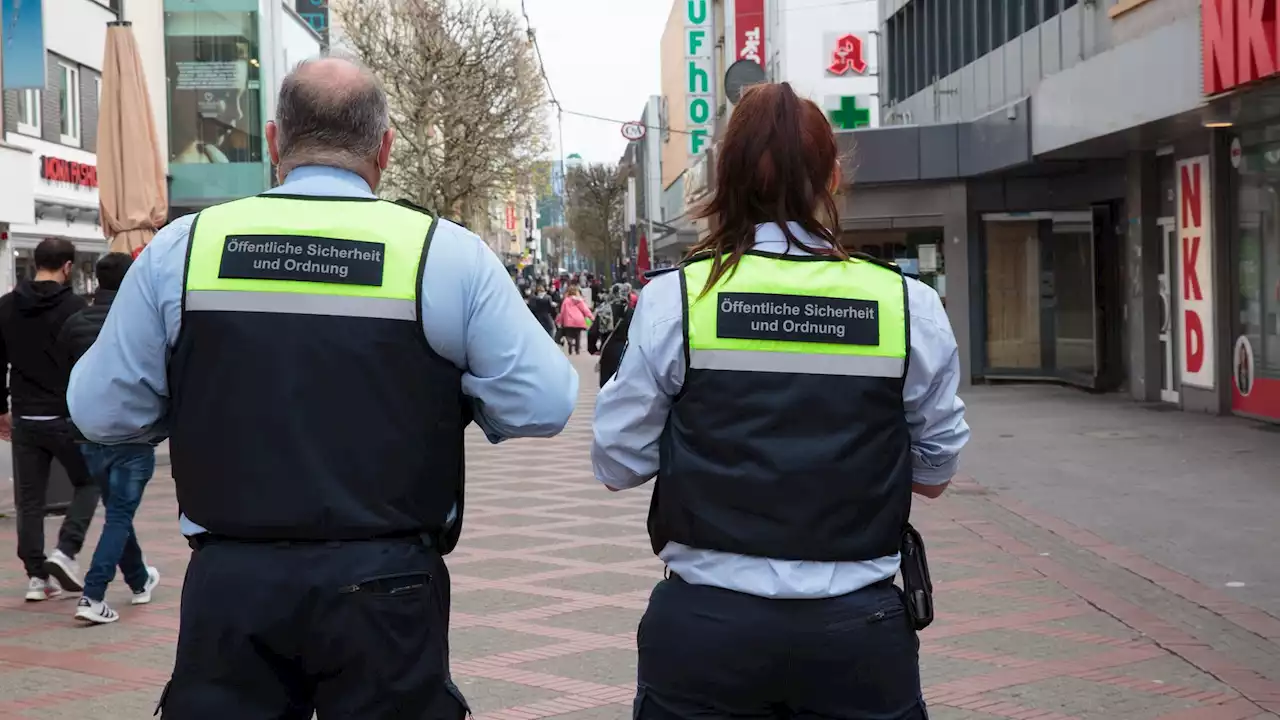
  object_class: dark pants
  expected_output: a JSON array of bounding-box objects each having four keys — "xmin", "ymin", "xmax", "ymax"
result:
[
  {"xmin": 79, "ymin": 443, "xmax": 155, "ymax": 601},
  {"xmin": 635, "ymin": 577, "xmax": 928, "ymax": 720},
  {"xmin": 562, "ymin": 327, "xmax": 583, "ymax": 354},
  {"xmin": 160, "ymin": 538, "xmax": 468, "ymax": 720},
  {"xmin": 11, "ymin": 418, "xmax": 99, "ymax": 579}
]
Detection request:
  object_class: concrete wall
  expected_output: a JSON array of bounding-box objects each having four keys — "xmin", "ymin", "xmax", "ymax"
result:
[
  {"xmin": 126, "ymin": 0, "xmax": 169, "ymax": 175},
  {"xmin": 659, "ymin": 0, "xmax": 689, "ymax": 191},
  {"xmin": 841, "ymin": 182, "xmax": 972, "ymax": 384}
]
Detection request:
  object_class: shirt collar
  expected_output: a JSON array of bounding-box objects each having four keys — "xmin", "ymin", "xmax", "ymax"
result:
[
  {"xmin": 751, "ymin": 222, "xmax": 833, "ymax": 255},
  {"xmin": 269, "ymin": 165, "xmax": 376, "ymax": 198}
]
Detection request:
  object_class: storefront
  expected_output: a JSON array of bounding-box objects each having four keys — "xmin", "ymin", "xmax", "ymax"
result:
[{"xmin": 0, "ymin": 136, "xmax": 107, "ymax": 295}]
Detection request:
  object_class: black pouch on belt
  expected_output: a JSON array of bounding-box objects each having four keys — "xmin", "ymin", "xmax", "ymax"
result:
[{"xmin": 900, "ymin": 523, "xmax": 934, "ymax": 631}]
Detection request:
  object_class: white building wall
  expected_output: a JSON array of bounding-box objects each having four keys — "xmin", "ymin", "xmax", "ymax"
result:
[{"xmin": 125, "ymin": 0, "xmax": 170, "ymax": 176}]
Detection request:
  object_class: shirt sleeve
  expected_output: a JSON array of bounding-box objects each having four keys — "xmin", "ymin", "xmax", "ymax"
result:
[
  {"xmin": 67, "ymin": 220, "xmax": 190, "ymax": 443},
  {"xmin": 591, "ymin": 273, "xmax": 686, "ymax": 490},
  {"xmin": 902, "ymin": 279, "xmax": 971, "ymax": 486},
  {"xmin": 420, "ymin": 221, "xmax": 578, "ymax": 443}
]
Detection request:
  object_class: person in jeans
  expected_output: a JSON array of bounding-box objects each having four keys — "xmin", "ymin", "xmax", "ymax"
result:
[
  {"xmin": 0, "ymin": 238, "xmax": 99, "ymax": 601},
  {"xmin": 57, "ymin": 253, "xmax": 160, "ymax": 624}
]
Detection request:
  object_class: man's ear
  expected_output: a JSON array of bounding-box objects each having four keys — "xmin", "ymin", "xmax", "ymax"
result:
[{"xmin": 378, "ymin": 128, "xmax": 395, "ymax": 170}]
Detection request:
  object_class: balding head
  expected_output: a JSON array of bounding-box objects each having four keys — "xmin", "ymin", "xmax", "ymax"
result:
[{"xmin": 267, "ymin": 54, "xmax": 392, "ymax": 188}]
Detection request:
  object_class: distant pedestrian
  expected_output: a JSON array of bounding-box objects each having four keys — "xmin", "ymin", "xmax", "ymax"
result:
[
  {"xmin": 57, "ymin": 252, "xmax": 161, "ymax": 624},
  {"xmin": 0, "ymin": 237, "xmax": 99, "ymax": 601},
  {"xmin": 528, "ymin": 283, "xmax": 557, "ymax": 336},
  {"xmin": 557, "ymin": 285, "xmax": 593, "ymax": 355}
]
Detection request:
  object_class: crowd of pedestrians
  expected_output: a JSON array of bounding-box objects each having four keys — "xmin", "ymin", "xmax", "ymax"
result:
[
  {"xmin": 0, "ymin": 240, "xmax": 158, "ymax": 622},
  {"xmin": 518, "ymin": 271, "xmax": 638, "ymax": 369}
]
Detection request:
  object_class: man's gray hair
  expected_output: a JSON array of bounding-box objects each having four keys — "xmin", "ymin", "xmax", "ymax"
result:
[{"xmin": 274, "ymin": 54, "xmax": 389, "ymax": 174}]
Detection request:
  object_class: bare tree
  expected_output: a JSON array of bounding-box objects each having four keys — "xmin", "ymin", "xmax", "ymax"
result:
[
  {"xmin": 333, "ymin": 0, "xmax": 549, "ymax": 218},
  {"xmin": 566, "ymin": 163, "xmax": 626, "ymax": 282}
]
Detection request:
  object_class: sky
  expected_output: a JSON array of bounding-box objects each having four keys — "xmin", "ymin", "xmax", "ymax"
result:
[{"xmin": 495, "ymin": 0, "xmax": 672, "ymax": 165}]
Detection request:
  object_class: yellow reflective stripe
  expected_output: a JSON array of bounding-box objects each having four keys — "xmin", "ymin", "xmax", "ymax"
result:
[
  {"xmin": 683, "ymin": 253, "xmax": 907, "ymax": 360},
  {"xmin": 689, "ymin": 349, "xmax": 904, "ymax": 377},
  {"xmin": 186, "ymin": 290, "xmax": 417, "ymax": 321},
  {"xmin": 185, "ymin": 196, "xmax": 434, "ymax": 300}
]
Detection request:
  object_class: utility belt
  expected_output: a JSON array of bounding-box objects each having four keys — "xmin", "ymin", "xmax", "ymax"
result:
[
  {"xmin": 900, "ymin": 523, "xmax": 934, "ymax": 630},
  {"xmin": 187, "ymin": 530, "xmax": 438, "ymax": 552}
]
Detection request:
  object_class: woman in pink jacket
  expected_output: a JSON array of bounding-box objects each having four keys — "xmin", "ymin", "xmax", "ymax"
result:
[{"xmin": 556, "ymin": 285, "xmax": 594, "ymax": 355}]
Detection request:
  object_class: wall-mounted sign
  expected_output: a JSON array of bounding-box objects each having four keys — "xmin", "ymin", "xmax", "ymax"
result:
[
  {"xmin": 735, "ymin": 0, "xmax": 766, "ymax": 69},
  {"xmin": 621, "ymin": 121, "xmax": 647, "ymax": 141},
  {"xmin": 1202, "ymin": 0, "xmax": 1280, "ymax": 95},
  {"xmin": 825, "ymin": 33, "xmax": 869, "ymax": 76},
  {"xmin": 824, "ymin": 95, "xmax": 873, "ymax": 130},
  {"xmin": 1176, "ymin": 156, "xmax": 1214, "ymax": 389},
  {"xmin": 684, "ymin": 0, "xmax": 715, "ymax": 159},
  {"xmin": 2, "ymin": 0, "xmax": 47, "ymax": 90},
  {"xmin": 40, "ymin": 156, "xmax": 97, "ymax": 189},
  {"xmin": 505, "ymin": 204, "xmax": 517, "ymax": 231},
  {"xmin": 295, "ymin": 0, "xmax": 329, "ymax": 43}
]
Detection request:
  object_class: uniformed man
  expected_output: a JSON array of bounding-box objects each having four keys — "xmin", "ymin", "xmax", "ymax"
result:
[
  {"xmin": 68, "ymin": 57, "xmax": 578, "ymax": 719},
  {"xmin": 592, "ymin": 82, "xmax": 969, "ymax": 719}
]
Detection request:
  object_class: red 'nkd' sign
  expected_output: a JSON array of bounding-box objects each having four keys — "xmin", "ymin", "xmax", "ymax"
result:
[
  {"xmin": 1176, "ymin": 156, "xmax": 1216, "ymax": 389},
  {"xmin": 1202, "ymin": 0, "xmax": 1280, "ymax": 95},
  {"xmin": 40, "ymin": 156, "xmax": 97, "ymax": 188}
]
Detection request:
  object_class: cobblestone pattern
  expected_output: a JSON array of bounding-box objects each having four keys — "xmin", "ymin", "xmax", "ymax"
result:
[{"xmin": 0, "ymin": 359, "xmax": 1274, "ymax": 718}]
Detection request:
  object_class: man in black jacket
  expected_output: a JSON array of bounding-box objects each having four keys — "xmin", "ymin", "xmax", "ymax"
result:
[
  {"xmin": 0, "ymin": 238, "xmax": 99, "ymax": 601},
  {"xmin": 58, "ymin": 252, "xmax": 160, "ymax": 624}
]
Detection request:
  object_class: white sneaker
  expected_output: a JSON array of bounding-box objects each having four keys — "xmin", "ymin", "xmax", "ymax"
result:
[
  {"xmin": 74, "ymin": 597, "xmax": 120, "ymax": 624},
  {"xmin": 45, "ymin": 550, "xmax": 83, "ymax": 592},
  {"xmin": 131, "ymin": 566, "xmax": 160, "ymax": 605},
  {"xmin": 25, "ymin": 576, "xmax": 63, "ymax": 602}
]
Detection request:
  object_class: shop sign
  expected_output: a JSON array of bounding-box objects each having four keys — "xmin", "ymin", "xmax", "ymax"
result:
[
  {"xmin": 735, "ymin": 0, "xmax": 766, "ymax": 68},
  {"xmin": 826, "ymin": 33, "xmax": 870, "ymax": 76},
  {"xmin": 1176, "ymin": 156, "xmax": 1215, "ymax": 390},
  {"xmin": 1202, "ymin": 0, "xmax": 1280, "ymax": 95},
  {"xmin": 505, "ymin": 204, "xmax": 517, "ymax": 231},
  {"xmin": 685, "ymin": 0, "xmax": 716, "ymax": 159},
  {"xmin": 39, "ymin": 156, "xmax": 97, "ymax": 189}
]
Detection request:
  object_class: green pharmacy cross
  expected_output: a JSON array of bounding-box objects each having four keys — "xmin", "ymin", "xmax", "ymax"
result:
[{"xmin": 829, "ymin": 96, "xmax": 871, "ymax": 130}]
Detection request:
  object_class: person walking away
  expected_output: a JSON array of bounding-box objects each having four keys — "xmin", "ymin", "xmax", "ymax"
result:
[
  {"xmin": 586, "ymin": 288, "xmax": 616, "ymax": 355},
  {"xmin": 557, "ymin": 285, "xmax": 593, "ymax": 355},
  {"xmin": 56, "ymin": 253, "xmax": 161, "ymax": 624},
  {"xmin": 527, "ymin": 283, "xmax": 557, "ymax": 337},
  {"xmin": 0, "ymin": 238, "xmax": 100, "ymax": 601},
  {"xmin": 596, "ymin": 286, "xmax": 636, "ymax": 388},
  {"xmin": 68, "ymin": 57, "xmax": 577, "ymax": 719},
  {"xmin": 591, "ymin": 82, "xmax": 970, "ymax": 720}
]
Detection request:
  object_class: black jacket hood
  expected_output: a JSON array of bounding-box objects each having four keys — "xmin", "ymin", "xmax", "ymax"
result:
[{"xmin": 14, "ymin": 279, "xmax": 75, "ymax": 317}]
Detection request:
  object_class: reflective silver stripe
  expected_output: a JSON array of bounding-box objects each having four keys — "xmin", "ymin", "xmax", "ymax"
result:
[
  {"xmin": 185, "ymin": 290, "xmax": 416, "ymax": 321},
  {"xmin": 689, "ymin": 349, "xmax": 904, "ymax": 377}
]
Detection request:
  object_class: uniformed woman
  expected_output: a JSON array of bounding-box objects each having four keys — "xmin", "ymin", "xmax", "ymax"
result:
[{"xmin": 591, "ymin": 81, "xmax": 970, "ymax": 719}]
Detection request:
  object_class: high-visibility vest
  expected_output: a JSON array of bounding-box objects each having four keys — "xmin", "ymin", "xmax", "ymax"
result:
[
  {"xmin": 651, "ymin": 250, "xmax": 912, "ymax": 562},
  {"xmin": 170, "ymin": 194, "xmax": 467, "ymax": 546}
]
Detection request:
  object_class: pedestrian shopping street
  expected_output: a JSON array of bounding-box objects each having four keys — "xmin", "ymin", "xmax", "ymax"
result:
[{"xmin": 0, "ymin": 357, "xmax": 1277, "ymax": 719}]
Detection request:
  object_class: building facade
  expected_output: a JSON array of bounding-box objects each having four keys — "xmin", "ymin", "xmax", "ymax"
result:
[{"xmin": 764, "ymin": 0, "xmax": 880, "ymax": 130}]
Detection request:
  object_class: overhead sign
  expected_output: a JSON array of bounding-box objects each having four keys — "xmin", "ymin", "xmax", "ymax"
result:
[
  {"xmin": 621, "ymin": 121, "xmax": 647, "ymax": 141},
  {"xmin": 1202, "ymin": 0, "xmax": 1280, "ymax": 94},
  {"xmin": 826, "ymin": 33, "xmax": 869, "ymax": 76},
  {"xmin": 735, "ymin": 0, "xmax": 766, "ymax": 69},
  {"xmin": 684, "ymin": 0, "xmax": 715, "ymax": 159},
  {"xmin": 40, "ymin": 156, "xmax": 98, "ymax": 189},
  {"xmin": 1176, "ymin": 156, "xmax": 1215, "ymax": 389}
]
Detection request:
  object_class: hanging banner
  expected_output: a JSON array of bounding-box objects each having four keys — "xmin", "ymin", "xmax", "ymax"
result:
[
  {"xmin": 735, "ymin": 0, "xmax": 766, "ymax": 69},
  {"xmin": 2, "ymin": 0, "xmax": 47, "ymax": 90},
  {"xmin": 1176, "ymin": 156, "xmax": 1215, "ymax": 389}
]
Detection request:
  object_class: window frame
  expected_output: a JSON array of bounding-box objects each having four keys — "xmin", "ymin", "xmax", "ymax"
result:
[
  {"xmin": 15, "ymin": 88, "xmax": 41, "ymax": 136},
  {"xmin": 58, "ymin": 61, "xmax": 82, "ymax": 147}
]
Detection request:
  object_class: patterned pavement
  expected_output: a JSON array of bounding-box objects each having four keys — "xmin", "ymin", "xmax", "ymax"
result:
[{"xmin": 0, "ymin": 356, "xmax": 1276, "ymax": 718}]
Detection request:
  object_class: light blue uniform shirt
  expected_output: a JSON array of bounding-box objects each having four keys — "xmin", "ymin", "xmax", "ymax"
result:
[
  {"xmin": 68, "ymin": 166, "xmax": 579, "ymax": 536},
  {"xmin": 592, "ymin": 222, "xmax": 969, "ymax": 600}
]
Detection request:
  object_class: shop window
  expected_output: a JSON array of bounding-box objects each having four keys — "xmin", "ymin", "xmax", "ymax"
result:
[
  {"xmin": 977, "ymin": 0, "xmax": 992, "ymax": 55},
  {"xmin": 1235, "ymin": 137, "xmax": 1280, "ymax": 377},
  {"xmin": 1005, "ymin": 0, "xmax": 1021, "ymax": 44},
  {"xmin": 1024, "ymin": 0, "xmax": 1040, "ymax": 32},
  {"xmin": 58, "ymin": 62, "xmax": 81, "ymax": 146},
  {"xmin": 16, "ymin": 89, "xmax": 40, "ymax": 136}
]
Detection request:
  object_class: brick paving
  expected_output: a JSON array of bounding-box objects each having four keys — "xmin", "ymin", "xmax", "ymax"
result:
[{"xmin": 0, "ymin": 357, "xmax": 1275, "ymax": 718}]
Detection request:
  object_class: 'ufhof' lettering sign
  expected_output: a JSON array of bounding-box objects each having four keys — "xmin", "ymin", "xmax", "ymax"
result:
[
  {"xmin": 685, "ymin": 0, "xmax": 715, "ymax": 159},
  {"xmin": 1176, "ymin": 156, "xmax": 1215, "ymax": 389}
]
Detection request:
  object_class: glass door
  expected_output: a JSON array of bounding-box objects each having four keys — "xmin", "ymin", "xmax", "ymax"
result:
[
  {"xmin": 1048, "ymin": 216, "xmax": 1098, "ymax": 382},
  {"xmin": 1158, "ymin": 218, "xmax": 1179, "ymax": 403}
]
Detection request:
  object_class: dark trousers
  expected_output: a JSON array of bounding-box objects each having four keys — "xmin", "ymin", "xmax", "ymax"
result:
[
  {"xmin": 562, "ymin": 327, "xmax": 583, "ymax": 354},
  {"xmin": 160, "ymin": 538, "xmax": 469, "ymax": 720},
  {"xmin": 635, "ymin": 577, "xmax": 928, "ymax": 720},
  {"xmin": 79, "ymin": 443, "xmax": 155, "ymax": 601},
  {"xmin": 11, "ymin": 418, "xmax": 99, "ymax": 579}
]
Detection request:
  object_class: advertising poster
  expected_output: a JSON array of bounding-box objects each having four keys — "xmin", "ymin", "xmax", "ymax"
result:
[
  {"xmin": 166, "ymin": 31, "xmax": 263, "ymax": 167},
  {"xmin": 2, "ymin": 0, "xmax": 46, "ymax": 90}
]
